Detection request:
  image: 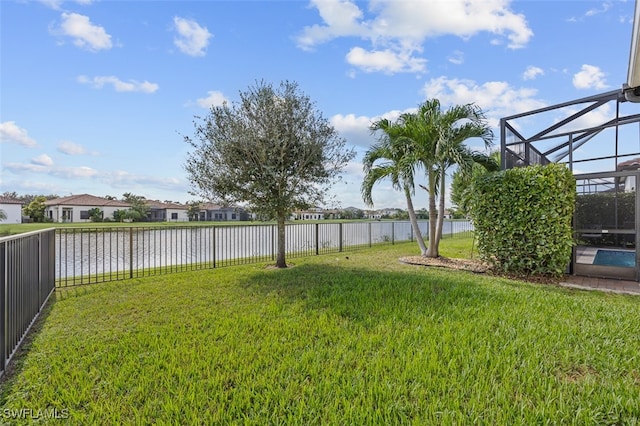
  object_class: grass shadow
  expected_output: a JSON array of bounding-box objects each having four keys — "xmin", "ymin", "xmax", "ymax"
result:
[{"xmin": 239, "ymin": 262, "xmax": 507, "ymax": 327}]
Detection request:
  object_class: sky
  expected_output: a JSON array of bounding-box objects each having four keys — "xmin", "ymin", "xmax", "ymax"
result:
[{"xmin": 1, "ymin": 0, "xmax": 639, "ymax": 210}]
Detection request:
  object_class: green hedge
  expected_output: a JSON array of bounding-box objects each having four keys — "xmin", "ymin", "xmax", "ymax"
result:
[{"xmin": 471, "ymin": 163, "xmax": 575, "ymax": 277}]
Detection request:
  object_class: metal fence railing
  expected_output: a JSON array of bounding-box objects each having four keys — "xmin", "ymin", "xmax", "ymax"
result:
[
  {"xmin": 0, "ymin": 228, "xmax": 56, "ymax": 379},
  {"xmin": 55, "ymin": 220, "xmax": 473, "ymax": 287}
]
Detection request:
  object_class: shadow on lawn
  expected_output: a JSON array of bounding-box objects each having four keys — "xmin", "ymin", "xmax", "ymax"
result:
[{"xmin": 240, "ymin": 262, "xmax": 506, "ymax": 326}]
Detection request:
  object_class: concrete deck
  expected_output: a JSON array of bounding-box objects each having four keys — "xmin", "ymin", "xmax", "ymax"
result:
[{"xmin": 560, "ymin": 275, "xmax": 640, "ymax": 296}]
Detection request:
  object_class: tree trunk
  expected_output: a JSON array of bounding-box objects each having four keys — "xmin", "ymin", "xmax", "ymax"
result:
[
  {"xmin": 435, "ymin": 169, "xmax": 446, "ymax": 248},
  {"xmin": 426, "ymin": 169, "xmax": 439, "ymax": 258},
  {"xmin": 276, "ymin": 214, "xmax": 287, "ymax": 268},
  {"xmin": 405, "ymin": 185, "xmax": 428, "ymax": 256}
]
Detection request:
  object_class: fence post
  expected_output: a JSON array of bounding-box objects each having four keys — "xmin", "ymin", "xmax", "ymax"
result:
[
  {"xmin": 0, "ymin": 241, "xmax": 5, "ymax": 376},
  {"xmin": 315, "ymin": 223, "xmax": 319, "ymax": 255},
  {"xmin": 410, "ymin": 223, "xmax": 414, "ymax": 241},
  {"xmin": 368, "ymin": 222, "xmax": 372, "ymax": 247},
  {"xmin": 392, "ymin": 222, "xmax": 395, "ymax": 245},
  {"xmin": 129, "ymin": 228, "xmax": 134, "ymax": 279},
  {"xmin": 212, "ymin": 226, "xmax": 216, "ymax": 269},
  {"xmin": 271, "ymin": 225, "xmax": 275, "ymax": 261},
  {"xmin": 38, "ymin": 233, "xmax": 42, "ymax": 309},
  {"xmin": 339, "ymin": 223, "xmax": 343, "ymax": 253}
]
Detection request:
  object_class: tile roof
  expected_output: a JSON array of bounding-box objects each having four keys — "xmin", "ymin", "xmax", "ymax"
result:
[
  {"xmin": 0, "ymin": 197, "xmax": 24, "ymax": 205},
  {"xmin": 145, "ymin": 200, "xmax": 187, "ymax": 210},
  {"xmin": 44, "ymin": 194, "xmax": 131, "ymax": 207}
]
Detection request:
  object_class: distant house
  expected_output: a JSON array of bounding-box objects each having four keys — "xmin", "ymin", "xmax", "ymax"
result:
[
  {"xmin": 198, "ymin": 203, "xmax": 250, "ymax": 221},
  {"xmin": 364, "ymin": 210, "xmax": 382, "ymax": 220},
  {"xmin": 291, "ymin": 207, "xmax": 325, "ymax": 220},
  {"xmin": 0, "ymin": 197, "xmax": 24, "ymax": 224},
  {"xmin": 617, "ymin": 157, "xmax": 640, "ymax": 192},
  {"xmin": 44, "ymin": 194, "xmax": 131, "ymax": 223},
  {"xmin": 379, "ymin": 208, "xmax": 402, "ymax": 218},
  {"xmin": 145, "ymin": 200, "xmax": 189, "ymax": 222},
  {"xmin": 323, "ymin": 209, "xmax": 341, "ymax": 220}
]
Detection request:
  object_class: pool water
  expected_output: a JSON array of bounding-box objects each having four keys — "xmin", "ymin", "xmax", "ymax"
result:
[{"xmin": 593, "ymin": 250, "xmax": 636, "ymax": 268}]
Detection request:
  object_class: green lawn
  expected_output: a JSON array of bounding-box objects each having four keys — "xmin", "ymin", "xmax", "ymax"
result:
[{"xmin": 1, "ymin": 238, "xmax": 639, "ymax": 424}]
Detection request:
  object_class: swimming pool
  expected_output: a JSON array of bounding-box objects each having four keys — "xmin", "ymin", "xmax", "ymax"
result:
[{"xmin": 593, "ymin": 249, "xmax": 636, "ymax": 268}]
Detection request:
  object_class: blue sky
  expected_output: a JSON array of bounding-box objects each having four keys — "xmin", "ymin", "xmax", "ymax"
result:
[{"xmin": 1, "ymin": 0, "xmax": 638, "ymax": 210}]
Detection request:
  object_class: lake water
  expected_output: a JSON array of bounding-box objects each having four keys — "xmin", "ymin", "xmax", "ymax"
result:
[{"xmin": 55, "ymin": 220, "xmax": 472, "ymax": 283}]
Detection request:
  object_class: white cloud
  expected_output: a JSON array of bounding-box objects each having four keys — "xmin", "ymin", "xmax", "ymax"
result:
[
  {"xmin": 0, "ymin": 121, "xmax": 37, "ymax": 147},
  {"xmin": 40, "ymin": 0, "xmax": 94, "ymax": 9},
  {"xmin": 346, "ymin": 47, "xmax": 426, "ymax": 74},
  {"xmin": 552, "ymin": 104, "xmax": 615, "ymax": 136},
  {"xmin": 32, "ymin": 154, "xmax": 54, "ymax": 167},
  {"xmin": 57, "ymin": 166, "xmax": 99, "ymax": 178},
  {"xmin": 448, "ymin": 50, "xmax": 464, "ymax": 65},
  {"xmin": 4, "ymin": 162, "xmax": 98, "ymax": 178},
  {"xmin": 55, "ymin": 12, "xmax": 112, "ymax": 51},
  {"xmin": 330, "ymin": 109, "xmax": 411, "ymax": 148},
  {"xmin": 331, "ymin": 114, "xmax": 374, "ymax": 147},
  {"xmin": 105, "ymin": 170, "xmax": 187, "ymax": 191},
  {"xmin": 58, "ymin": 141, "xmax": 88, "ymax": 155},
  {"xmin": 573, "ymin": 64, "xmax": 608, "ymax": 90},
  {"xmin": 585, "ymin": 2, "xmax": 612, "ymax": 17},
  {"xmin": 523, "ymin": 65, "xmax": 544, "ymax": 80},
  {"xmin": 173, "ymin": 17, "xmax": 212, "ymax": 57},
  {"xmin": 77, "ymin": 75, "xmax": 159, "ymax": 93},
  {"xmin": 197, "ymin": 91, "xmax": 229, "ymax": 108},
  {"xmin": 39, "ymin": 0, "xmax": 63, "ymax": 9},
  {"xmin": 297, "ymin": 0, "xmax": 533, "ymax": 74},
  {"xmin": 421, "ymin": 76, "xmax": 547, "ymax": 128}
]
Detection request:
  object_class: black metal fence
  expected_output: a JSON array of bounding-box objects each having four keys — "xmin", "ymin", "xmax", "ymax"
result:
[
  {"xmin": 55, "ymin": 220, "xmax": 473, "ymax": 287},
  {"xmin": 0, "ymin": 228, "xmax": 56, "ymax": 379}
]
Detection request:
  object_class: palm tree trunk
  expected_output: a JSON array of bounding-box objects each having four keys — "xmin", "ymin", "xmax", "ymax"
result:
[
  {"xmin": 405, "ymin": 185, "xmax": 427, "ymax": 255},
  {"xmin": 426, "ymin": 169, "xmax": 439, "ymax": 258},
  {"xmin": 276, "ymin": 214, "xmax": 287, "ymax": 268},
  {"xmin": 435, "ymin": 168, "xmax": 446, "ymax": 248}
]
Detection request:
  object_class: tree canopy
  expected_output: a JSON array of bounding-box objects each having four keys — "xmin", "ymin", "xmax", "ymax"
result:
[
  {"xmin": 184, "ymin": 80, "xmax": 355, "ymax": 267},
  {"xmin": 22, "ymin": 196, "xmax": 48, "ymax": 223},
  {"xmin": 363, "ymin": 99, "xmax": 494, "ymax": 257}
]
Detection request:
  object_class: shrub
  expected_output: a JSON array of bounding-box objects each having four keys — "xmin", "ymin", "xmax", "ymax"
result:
[{"xmin": 470, "ymin": 163, "xmax": 575, "ymax": 277}]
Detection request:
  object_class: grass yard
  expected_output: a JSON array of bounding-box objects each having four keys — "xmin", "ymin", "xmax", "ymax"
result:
[{"xmin": 1, "ymin": 238, "xmax": 639, "ymax": 424}]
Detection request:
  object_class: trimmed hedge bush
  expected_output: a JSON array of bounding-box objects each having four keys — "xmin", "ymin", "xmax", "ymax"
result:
[{"xmin": 471, "ymin": 163, "xmax": 575, "ymax": 277}]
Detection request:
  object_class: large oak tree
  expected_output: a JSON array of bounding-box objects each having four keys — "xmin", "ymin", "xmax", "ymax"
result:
[{"xmin": 184, "ymin": 80, "xmax": 355, "ymax": 268}]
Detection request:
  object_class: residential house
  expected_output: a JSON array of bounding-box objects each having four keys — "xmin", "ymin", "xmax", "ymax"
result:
[
  {"xmin": 0, "ymin": 197, "xmax": 24, "ymax": 224},
  {"xmin": 617, "ymin": 157, "xmax": 640, "ymax": 192},
  {"xmin": 198, "ymin": 203, "xmax": 250, "ymax": 221},
  {"xmin": 378, "ymin": 208, "xmax": 403, "ymax": 218},
  {"xmin": 44, "ymin": 194, "xmax": 131, "ymax": 223},
  {"xmin": 364, "ymin": 210, "xmax": 382, "ymax": 220},
  {"xmin": 291, "ymin": 207, "xmax": 325, "ymax": 220},
  {"xmin": 323, "ymin": 209, "xmax": 341, "ymax": 220},
  {"xmin": 145, "ymin": 200, "xmax": 189, "ymax": 222}
]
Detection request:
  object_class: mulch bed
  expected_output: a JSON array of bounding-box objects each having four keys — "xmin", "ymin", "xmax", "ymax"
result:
[{"xmin": 399, "ymin": 255, "xmax": 561, "ymax": 285}]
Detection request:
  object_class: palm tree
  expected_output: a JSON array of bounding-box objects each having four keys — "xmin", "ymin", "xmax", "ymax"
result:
[
  {"xmin": 412, "ymin": 100, "xmax": 494, "ymax": 257},
  {"xmin": 432, "ymin": 103, "xmax": 495, "ymax": 250},
  {"xmin": 362, "ymin": 117, "xmax": 428, "ymax": 255}
]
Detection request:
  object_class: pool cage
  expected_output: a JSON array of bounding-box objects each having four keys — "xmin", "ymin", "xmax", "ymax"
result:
[{"xmin": 500, "ymin": 88, "xmax": 640, "ymax": 280}]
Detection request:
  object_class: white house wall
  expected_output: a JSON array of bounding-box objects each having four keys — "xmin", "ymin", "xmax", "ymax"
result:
[
  {"xmin": 45, "ymin": 205, "xmax": 130, "ymax": 223},
  {"xmin": 0, "ymin": 203, "xmax": 22, "ymax": 224},
  {"xmin": 165, "ymin": 209, "xmax": 189, "ymax": 222}
]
